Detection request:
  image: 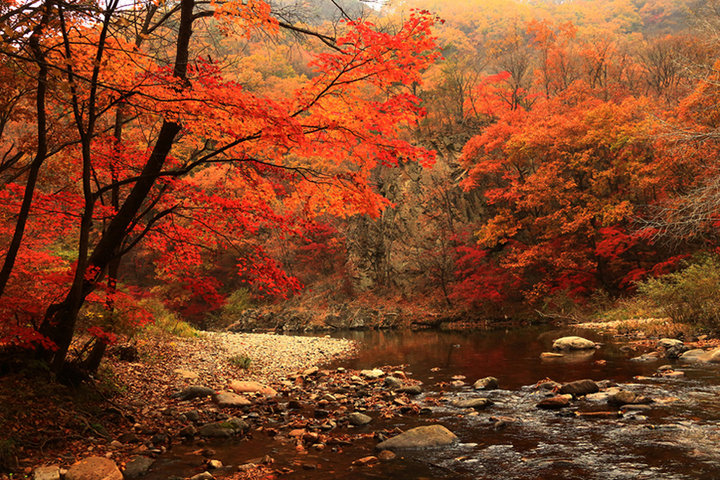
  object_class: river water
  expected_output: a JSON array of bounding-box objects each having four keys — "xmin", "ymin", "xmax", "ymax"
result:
[{"xmin": 149, "ymin": 326, "xmax": 720, "ymax": 480}]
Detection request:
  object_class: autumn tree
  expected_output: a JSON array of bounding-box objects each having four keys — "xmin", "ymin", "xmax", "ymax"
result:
[{"xmin": 0, "ymin": 0, "xmax": 440, "ymax": 374}]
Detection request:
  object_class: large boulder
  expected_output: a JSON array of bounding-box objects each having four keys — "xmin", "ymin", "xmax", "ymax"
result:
[
  {"xmin": 376, "ymin": 425, "xmax": 458, "ymax": 450},
  {"xmin": 552, "ymin": 336, "xmax": 596, "ymax": 351},
  {"xmin": 65, "ymin": 457, "xmax": 122, "ymax": 480},
  {"xmin": 558, "ymin": 379, "xmax": 599, "ymax": 397}
]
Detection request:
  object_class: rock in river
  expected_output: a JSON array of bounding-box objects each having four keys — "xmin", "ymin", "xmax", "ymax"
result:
[
  {"xmin": 198, "ymin": 417, "xmax": 249, "ymax": 438},
  {"xmin": 553, "ymin": 336, "xmax": 596, "ymax": 350},
  {"xmin": 65, "ymin": 457, "xmax": 122, "ymax": 480},
  {"xmin": 348, "ymin": 412, "xmax": 372, "ymax": 426},
  {"xmin": 473, "ymin": 376, "xmax": 499, "ymax": 390},
  {"xmin": 122, "ymin": 456, "xmax": 154, "ymax": 479},
  {"xmin": 536, "ymin": 395, "xmax": 571, "ymax": 410},
  {"xmin": 608, "ymin": 390, "xmax": 652, "ymax": 406},
  {"xmin": 452, "ymin": 398, "xmax": 493, "ymax": 410},
  {"xmin": 376, "ymin": 425, "xmax": 458, "ymax": 450},
  {"xmin": 558, "ymin": 379, "xmax": 599, "ymax": 396}
]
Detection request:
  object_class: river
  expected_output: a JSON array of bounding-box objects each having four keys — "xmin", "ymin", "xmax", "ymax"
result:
[{"xmin": 146, "ymin": 326, "xmax": 720, "ymax": 480}]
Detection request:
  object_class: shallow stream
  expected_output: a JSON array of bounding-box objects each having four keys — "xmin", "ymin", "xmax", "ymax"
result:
[{"xmin": 147, "ymin": 326, "xmax": 720, "ymax": 479}]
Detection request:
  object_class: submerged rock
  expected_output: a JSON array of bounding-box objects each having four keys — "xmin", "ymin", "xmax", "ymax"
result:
[
  {"xmin": 65, "ymin": 457, "xmax": 122, "ymax": 480},
  {"xmin": 552, "ymin": 336, "xmax": 596, "ymax": 350},
  {"xmin": 472, "ymin": 376, "xmax": 499, "ymax": 390},
  {"xmin": 376, "ymin": 425, "xmax": 458, "ymax": 450},
  {"xmin": 558, "ymin": 379, "xmax": 599, "ymax": 396}
]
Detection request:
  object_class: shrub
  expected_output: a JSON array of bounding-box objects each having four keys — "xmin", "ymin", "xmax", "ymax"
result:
[
  {"xmin": 636, "ymin": 256, "xmax": 720, "ymax": 327},
  {"xmin": 207, "ymin": 288, "xmax": 254, "ymax": 330},
  {"xmin": 139, "ymin": 298, "xmax": 199, "ymax": 338},
  {"xmin": 228, "ymin": 354, "xmax": 251, "ymax": 369}
]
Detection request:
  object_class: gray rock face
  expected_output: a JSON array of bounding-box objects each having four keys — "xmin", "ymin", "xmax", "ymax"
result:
[
  {"xmin": 172, "ymin": 386, "xmax": 215, "ymax": 401},
  {"xmin": 122, "ymin": 456, "xmax": 154, "ymax": 479},
  {"xmin": 473, "ymin": 376, "xmax": 499, "ymax": 390},
  {"xmin": 198, "ymin": 417, "xmax": 249, "ymax": 438},
  {"xmin": 552, "ymin": 336, "xmax": 596, "ymax": 350},
  {"xmin": 348, "ymin": 412, "xmax": 372, "ymax": 426},
  {"xmin": 65, "ymin": 457, "xmax": 123, "ymax": 480},
  {"xmin": 33, "ymin": 466, "xmax": 61, "ymax": 480},
  {"xmin": 452, "ymin": 398, "xmax": 493, "ymax": 410},
  {"xmin": 558, "ymin": 379, "xmax": 599, "ymax": 396},
  {"xmin": 213, "ymin": 391, "xmax": 252, "ymax": 408},
  {"xmin": 376, "ymin": 425, "xmax": 458, "ymax": 450}
]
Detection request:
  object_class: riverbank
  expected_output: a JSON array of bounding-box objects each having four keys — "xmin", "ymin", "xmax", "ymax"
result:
[{"xmin": 0, "ymin": 332, "xmax": 356, "ymax": 479}]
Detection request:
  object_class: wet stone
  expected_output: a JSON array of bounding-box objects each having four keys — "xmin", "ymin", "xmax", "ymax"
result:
[
  {"xmin": 558, "ymin": 379, "xmax": 599, "ymax": 396},
  {"xmin": 452, "ymin": 398, "xmax": 493, "ymax": 410},
  {"xmin": 171, "ymin": 386, "xmax": 215, "ymax": 401},
  {"xmin": 376, "ymin": 425, "xmax": 458, "ymax": 450},
  {"xmin": 473, "ymin": 376, "xmax": 499, "ymax": 390},
  {"xmin": 348, "ymin": 412, "xmax": 372, "ymax": 426},
  {"xmin": 536, "ymin": 395, "xmax": 571, "ymax": 410},
  {"xmin": 122, "ymin": 456, "xmax": 154, "ymax": 479}
]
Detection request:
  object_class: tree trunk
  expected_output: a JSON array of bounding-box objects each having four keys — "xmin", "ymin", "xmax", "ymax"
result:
[{"xmin": 40, "ymin": 0, "xmax": 196, "ymax": 373}]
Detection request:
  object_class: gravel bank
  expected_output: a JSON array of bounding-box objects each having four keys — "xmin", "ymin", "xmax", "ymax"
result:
[{"xmin": 202, "ymin": 331, "xmax": 356, "ymax": 380}]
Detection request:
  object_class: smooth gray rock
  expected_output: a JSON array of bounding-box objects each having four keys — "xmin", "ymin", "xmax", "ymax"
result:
[
  {"xmin": 608, "ymin": 390, "xmax": 652, "ymax": 406},
  {"xmin": 376, "ymin": 425, "xmax": 458, "ymax": 450}
]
